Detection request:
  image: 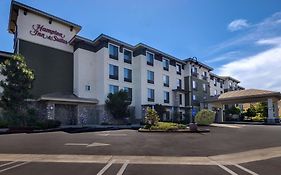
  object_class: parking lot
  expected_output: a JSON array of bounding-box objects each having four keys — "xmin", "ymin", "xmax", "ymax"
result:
[{"xmin": 0, "ymin": 124, "xmax": 281, "ymax": 175}]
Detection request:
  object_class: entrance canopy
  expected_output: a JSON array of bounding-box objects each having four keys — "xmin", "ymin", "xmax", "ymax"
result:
[
  {"xmin": 210, "ymin": 89, "xmax": 281, "ymax": 105},
  {"xmin": 208, "ymin": 89, "xmax": 281, "ymax": 124}
]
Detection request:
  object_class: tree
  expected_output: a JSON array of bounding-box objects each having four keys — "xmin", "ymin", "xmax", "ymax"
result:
[
  {"xmin": 105, "ymin": 90, "xmax": 131, "ymax": 120},
  {"xmin": 246, "ymin": 104, "xmax": 256, "ymax": 119},
  {"xmin": 144, "ymin": 107, "xmax": 160, "ymax": 127},
  {"xmin": 255, "ymin": 102, "xmax": 268, "ymax": 118},
  {"xmin": 0, "ymin": 54, "xmax": 34, "ymax": 126}
]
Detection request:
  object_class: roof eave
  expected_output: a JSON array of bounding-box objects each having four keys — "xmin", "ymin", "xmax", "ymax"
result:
[{"xmin": 8, "ymin": 1, "xmax": 81, "ymax": 34}]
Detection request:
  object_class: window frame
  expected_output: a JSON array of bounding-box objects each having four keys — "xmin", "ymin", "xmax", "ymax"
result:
[
  {"xmin": 164, "ymin": 91, "xmax": 170, "ymax": 103},
  {"xmin": 146, "ymin": 51, "xmax": 154, "ymax": 66},
  {"xmin": 124, "ymin": 68, "xmax": 132, "ymax": 82},
  {"xmin": 162, "ymin": 58, "xmax": 169, "ymax": 71},
  {"xmin": 147, "ymin": 88, "xmax": 155, "ymax": 102},
  {"xmin": 163, "ymin": 75, "xmax": 169, "ymax": 87},
  {"xmin": 109, "ymin": 64, "xmax": 119, "ymax": 80},
  {"xmin": 176, "ymin": 64, "xmax": 181, "ymax": 75},
  {"xmin": 108, "ymin": 43, "xmax": 119, "ymax": 60},
  {"xmin": 123, "ymin": 48, "xmax": 132, "ymax": 64},
  {"xmin": 147, "ymin": 70, "xmax": 154, "ymax": 84},
  {"xmin": 109, "ymin": 84, "xmax": 119, "ymax": 94}
]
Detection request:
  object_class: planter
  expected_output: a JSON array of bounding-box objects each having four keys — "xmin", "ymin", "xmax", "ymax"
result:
[{"xmin": 189, "ymin": 123, "xmax": 198, "ymax": 132}]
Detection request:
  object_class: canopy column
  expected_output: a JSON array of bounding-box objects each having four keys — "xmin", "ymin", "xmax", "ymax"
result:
[{"xmin": 267, "ymin": 98, "xmax": 275, "ymax": 124}]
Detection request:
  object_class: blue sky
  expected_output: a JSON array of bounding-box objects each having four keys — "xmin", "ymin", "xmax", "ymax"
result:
[{"xmin": 1, "ymin": 0, "xmax": 281, "ymax": 91}]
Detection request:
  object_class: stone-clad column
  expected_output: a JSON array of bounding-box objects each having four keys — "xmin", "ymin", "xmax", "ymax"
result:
[{"xmin": 267, "ymin": 98, "xmax": 275, "ymax": 124}]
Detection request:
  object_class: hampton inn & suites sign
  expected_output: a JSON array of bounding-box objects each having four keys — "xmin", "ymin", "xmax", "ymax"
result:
[{"xmin": 29, "ymin": 24, "xmax": 68, "ymax": 44}]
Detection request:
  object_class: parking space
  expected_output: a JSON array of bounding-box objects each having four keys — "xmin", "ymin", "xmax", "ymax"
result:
[
  {"xmin": 1, "ymin": 160, "xmax": 278, "ymax": 175},
  {"xmin": 240, "ymin": 157, "xmax": 281, "ymax": 175},
  {"xmin": 0, "ymin": 125, "xmax": 280, "ymax": 174}
]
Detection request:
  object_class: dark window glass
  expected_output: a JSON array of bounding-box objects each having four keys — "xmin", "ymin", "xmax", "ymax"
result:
[
  {"xmin": 147, "ymin": 88, "xmax": 155, "ymax": 102},
  {"xmin": 163, "ymin": 75, "xmax": 169, "ymax": 87},
  {"xmin": 147, "ymin": 52, "xmax": 154, "ymax": 66},
  {"xmin": 177, "ymin": 79, "xmax": 182, "ymax": 89},
  {"xmin": 147, "ymin": 70, "xmax": 154, "ymax": 84},
  {"xmin": 164, "ymin": 91, "xmax": 169, "ymax": 103},
  {"xmin": 124, "ymin": 49, "xmax": 132, "ymax": 64},
  {"xmin": 163, "ymin": 59, "xmax": 169, "ymax": 71},
  {"xmin": 109, "ymin": 85, "xmax": 119, "ymax": 94},
  {"xmin": 124, "ymin": 68, "xmax": 132, "ymax": 82},
  {"xmin": 179, "ymin": 94, "xmax": 182, "ymax": 105},
  {"xmin": 124, "ymin": 87, "xmax": 132, "ymax": 101},
  {"xmin": 109, "ymin": 64, "xmax": 118, "ymax": 80},
  {"xmin": 176, "ymin": 64, "xmax": 181, "ymax": 75},
  {"xmin": 109, "ymin": 44, "xmax": 118, "ymax": 60}
]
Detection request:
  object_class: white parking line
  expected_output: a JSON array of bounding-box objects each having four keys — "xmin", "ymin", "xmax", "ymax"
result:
[
  {"xmin": 234, "ymin": 164, "xmax": 259, "ymax": 175},
  {"xmin": 117, "ymin": 160, "xmax": 129, "ymax": 175},
  {"xmin": 209, "ymin": 160, "xmax": 238, "ymax": 175},
  {"xmin": 0, "ymin": 161, "xmax": 18, "ymax": 168},
  {"xmin": 0, "ymin": 161, "xmax": 29, "ymax": 173},
  {"xmin": 96, "ymin": 159, "xmax": 116, "ymax": 175}
]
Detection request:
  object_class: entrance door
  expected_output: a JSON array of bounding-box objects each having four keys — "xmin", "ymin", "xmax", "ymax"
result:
[{"xmin": 55, "ymin": 104, "xmax": 77, "ymax": 125}]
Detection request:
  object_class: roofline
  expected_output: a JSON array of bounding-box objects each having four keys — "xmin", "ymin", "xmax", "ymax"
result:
[
  {"xmin": 39, "ymin": 96, "xmax": 98, "ymax": 104},
  {"xmin": 217, "ymin": 92, "xmax": 281, "ymax": 101},
  {"xmin": 72, "ymin": 34, "xmax": 187, "ymax": 64},
  {"xmin": 0, "ymin": 51, "xmax": 13, "ymax": 58},
  {"xmin": 8, "ymin": 0, "xmax": 81, "ymax": 34},
  {"xmin": 93, "ymin": 34, "xmax": 135, "ymax": 49},
  {"xmin": 209, "ymin": 72, "xmax": 222, "ymax": 79},
  {"xmin": 185, "ymin": 57, "xmax": 214, "ymax": 71},
  {"xmin": 135, "ymin": 43, "xmax": 185, "ymax": 64},
  {"xmin": 220, "ymin": 76, "xmax": 240, "ymax": 83}
]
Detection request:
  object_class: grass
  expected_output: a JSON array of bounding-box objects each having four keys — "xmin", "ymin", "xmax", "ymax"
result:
[{"xmin": 148, "ymin": 122, "xmax": 186, "ymax": 131}]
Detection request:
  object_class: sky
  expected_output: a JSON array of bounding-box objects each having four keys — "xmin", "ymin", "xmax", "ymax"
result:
[{"xmin": 1, "ymin": 0, "xmax": 281, "ymax": 91}]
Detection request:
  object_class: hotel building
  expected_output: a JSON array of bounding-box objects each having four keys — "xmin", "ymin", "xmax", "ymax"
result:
[{"xmin": 1, "ymin": 1, "xmax": 244, "ymax": 125}]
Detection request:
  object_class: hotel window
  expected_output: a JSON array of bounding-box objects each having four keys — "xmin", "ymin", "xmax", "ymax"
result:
[
  {"xmin": 214, "ymin": 78, "xmax": 217, "ymax": 86},
  {"xmin": 109, "ymin": 44, "xmax": 118, "ymax": 60},
  {"xmin": 146, "ymin": 52, "xmax": 154, "ymax": 66},
  {"xmin": 192, "ymin": 80, "xmax": 197, "ymax": 90},
  {"xmin": 147, "ymin": 70, "xmax": 154, "ymax": 84},
  {"xmin": 124, "ymin": 87, "xmax": 132, "ymax": 101},
  {"xmin": 192, "ymin": 94, "xmax": 196, "ymax": 101},
  {"xmin": 109, "ymin": 64, "xmax": 118, "ymax": 80},
  {"xmin": 164, "ymin": 91, "xmax": 170, "ymax": 103},
  {"xmin": 85, "ymin": 85, "xmax": 91, "ymax": 91},
  {"xmin": 109, "ymin": 85, "xmax": 119, "ymax": 94},
  {"xmin": 202, "ymin": 71, "xmax": 208, "ymax": 80},
  {"xmin": 163, "ymin": 75, "xmax": 169, "ymax": 87},
  {"xmin": 163, "ymin": 58, "xmax": 169, "ymax": 71},
  {"xmin": 176, "ymin": 64, "xmax": 181, "ymax": 75},
  {"xmin": 124, "ymin": 68, "xmax": 132, "ymax": 82},
  {"xmin": 147, "ymin": 88, "xmax": 155, "ymax": 102},
  {"xmin": 177, "ymin": 79, "xmax": 182, "ymax": 89},
  {"xmin": 192, "ymin": 66, "xmax": 197, "ymax": 73},
  {"xmin": 214, "ymin": 90, "xmax": 217, "ymax": 96},
  {"xmin": 124, "ymin": 49, "xmax": 132, "ymax": 64},
  {"xmin": 179, "ymin": 94, "xmax": 182, "ymax": 105},
  {"xmin": 203, "ymin": 83, "xmax": 206, "ymax": 92}
]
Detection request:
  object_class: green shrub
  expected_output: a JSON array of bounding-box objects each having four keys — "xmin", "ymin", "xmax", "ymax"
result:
[
  {"xmin": 252, "ymin": 115, "xmax": 265, "ymax": 122},
  {"xmin": 144, "ymin": 107, "xmax": 160, "ymax": 128},
  {"xmin": 195, "ymin": 109, "xmax": 215, "ymax": 125},
  {"xmin": 36, "ymin": 119, "xmax": 61, "ymax": 129},
  {"xmin": 150, "ymin": 122, "xmax": 186, "ymax": 131},
  {"xmin": 0, "ymin": 119, "xmax": 8, "ymax": 128}
]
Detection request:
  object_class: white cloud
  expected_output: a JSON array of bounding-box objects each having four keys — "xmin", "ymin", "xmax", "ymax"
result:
[
  {"xmin": 218, "ymin": 37, "xmax": 281, "ymax": 91},
  {"xmin": 227, "ymin": 19, "xmax": 250, "ymax": 31},
  {"xmin": 207, "ymin": 51, "xmax": 240, "ymax": 63},
  {"xmin": 207, "ymin": 12, "xmax": 281, "ymax": 55}
]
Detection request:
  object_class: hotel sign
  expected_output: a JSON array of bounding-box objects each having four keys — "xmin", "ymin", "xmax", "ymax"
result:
[{"xmin": 29, "ymin": 24, "xmax": 68, "ymax": 44}]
